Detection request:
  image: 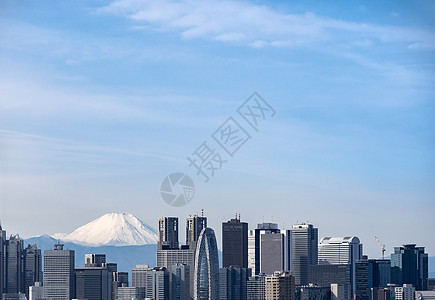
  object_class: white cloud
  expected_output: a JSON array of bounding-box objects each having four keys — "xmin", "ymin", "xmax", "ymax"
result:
[{"xmin": 99, "ymin": 0, "xmax": 435, "ymax": 50}]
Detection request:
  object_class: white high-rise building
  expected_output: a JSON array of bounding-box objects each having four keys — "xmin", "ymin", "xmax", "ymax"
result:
[{"xmin": 318, "ymin": 236, "xmax": 362, "ymax": 298}]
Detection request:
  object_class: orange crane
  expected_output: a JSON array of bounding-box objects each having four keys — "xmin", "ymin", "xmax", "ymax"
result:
[{"xmin": 375, "ymin": 236, "xmax": 386, "ymax": 260}]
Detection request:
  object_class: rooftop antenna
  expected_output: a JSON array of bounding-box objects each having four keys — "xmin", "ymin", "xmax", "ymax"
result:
[
  {"xmin": 238, "ymin": 213, "xmax": 241, "ymax": 220},
  {"xmin": 201, "ymin": 209, "xmax": 204, "ymax": 217},
  {"xmin": 235, "ymin": 212, "xmax": 237, "ymax": 220}
]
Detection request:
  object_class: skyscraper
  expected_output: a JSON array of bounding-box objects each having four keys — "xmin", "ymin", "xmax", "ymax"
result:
[
  {"xmin": 391, "ymin": 244, "xmax": 428, "ymax": 290},
  {"xmin": 112, "ymin": 272, "xmax": 128, "ymax": 300},
  {"xmin": 260, "ymin": 232, "xmax": 285, "ymax": 275},
  {"xmin": 219, "ymin": 266, "xmax": 251, "ymax": 300},
  {"xmin": 44, "ymin": 242, "xmax": 75, "ymax": 300},
  {"xmin": 158, "ymin": 217, "xmax": 179, "ymax": 250},
  {"xmin": 355, "ymin": 257, "xmax": 391, "ymax": 300},
  {"xmin": 248, "ymin": 223, "xmax": 282, "ymax": 275},
  {"xmin": 318, "ymin": 236, "xmax": 362, "ymax": 297},
  {"xmin": 5, "ymin": 234, "xmax": 24, "ymax": 294},
  {"xmin": 310, "ymin": 264, "xmax": 352, "ymax": 300},
  {"xmin": 0, "ymin": 225, "xmax": 6, "ymax": 295},
  {"xmin": 171, "ymin": 263, "xmax": 190, "ymax": 300},
  {"xmin": 291, "ymin": 223, "xmax": 318, "ymax": 285},
  {"xmin": 186, "ymin": 215, "xmax": 207, "ymax": 250},
  {"xmin": 194, "ymin": 227, "xmax": 219, "ymax": 300},
  {"xmin": 131, "ymin": 265, "xmax": 169, "ymax": 300},
  {"xmin": 75, "ymin": 267, "xmax": 112, "ymax": 300},
  {"xmin": 23, "ymin": 244, "xmax": 42, "ymax": 299},
  {"xmin": 265, "ymin": 271, "xmax": 295, "ymax": 300},
  {"xmin": 222, "ymin": 217, "xmax": 248, "ymax": 268}
]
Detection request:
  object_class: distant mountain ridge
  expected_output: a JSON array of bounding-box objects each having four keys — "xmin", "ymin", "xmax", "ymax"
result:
[
  {"xmin": 25, "ymin": 235, "xmax": 156, "ymax": 273},
  {"xmin": 53, "ymin": 212, "xmax": 158, "ymax": 246},
  {"xmin": 23, "ymin": 213, "xmax": 159, "ymax": 272}
]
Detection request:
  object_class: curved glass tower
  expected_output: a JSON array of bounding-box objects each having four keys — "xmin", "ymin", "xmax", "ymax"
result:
[{"xmin": 194, "ymin": 227, "xmax": 219, "ymax": 300}]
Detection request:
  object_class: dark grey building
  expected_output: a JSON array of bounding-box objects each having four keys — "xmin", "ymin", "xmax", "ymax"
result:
[
  {"xmin": 186, "ymin": 215, "xmax": 207, "ymax": 250},
  {"xmin": 248, "ymin": 223, "xmax": 281, "ymax": 275},
  {"xmin": 75, "ymin": 267, "xmax": 112, "ymax": 300},
  {"xmin": 23, "ymin": 244, "xmax": 42, "ymax": 299},
  {"xmin": 291, "ymin": 224, "xmax": 318, "ymax": 285},
  {"xmin": 391, "ymin": 244, "xmax": 428, "ymax": 290},
  {"xmin": 171, "ymin": 263, "xmax": 190, "ymax": 300},
  {"xmin": 219, "ymin": 266, "xmax": 251, "ymax": 300},
  {"xmin": 0, "ymin": 225, "xmax": 6, "ymax": 295},
  {"xmin": 310, "ymin": 264, "xmax": 351, "ymax": 300},
  {"xmin": 428, "ymin": 278, "xmax": 435, "ymax": 291},
  {"xmin": 158, "ymin": 217, "xmax": 179, "ymax": 250},
  {"xmin": 132, "ymin": 265, "xmax": 169, "ymax": 300},
  {"xmin": 112, "ymin": 272, "xmax": 128, "ymax": 300},
  {"xmin": 355, "ymin": 257, "xmax": 391, "ymax": 300},
  {"xmin": 4, "ymin": 235, "xmax": 24, "ymax": 294},
  {"xmin": 222, "ymin": 217, "xmax": 248, "ymax": 268},
  {"xmin": 85, "ymin": 254, "xmax": 106, "ymax": 267},
  {"xmin": 44, "ymin": 242, "xmax": 75, "ymax": 300}
]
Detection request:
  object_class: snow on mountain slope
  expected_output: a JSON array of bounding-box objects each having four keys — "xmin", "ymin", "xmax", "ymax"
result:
[{"xmin": 59, "ymin": 213, "xmax": 158, "ymax": 246}]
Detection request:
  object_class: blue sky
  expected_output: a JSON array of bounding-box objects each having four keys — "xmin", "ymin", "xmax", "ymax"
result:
[{"xmin": 0, "ymin": 0, "xmax": 434, "ymax": 259}]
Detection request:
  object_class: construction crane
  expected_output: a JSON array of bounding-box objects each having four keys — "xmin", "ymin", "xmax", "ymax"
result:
[{"xmin": 375, "ymin": 236, "xmax": 386, "ymax": 260}]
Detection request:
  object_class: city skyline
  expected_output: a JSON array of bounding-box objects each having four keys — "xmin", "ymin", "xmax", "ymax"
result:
[{"xmin": 1, "ymin": 0, "xmax": 435, "ymax": 263}]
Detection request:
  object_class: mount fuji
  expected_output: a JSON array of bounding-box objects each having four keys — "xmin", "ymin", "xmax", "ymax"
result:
[
  {"xmin": 53, "ymin": 212, "xmax": 158, "ymax": 246},
  {"xmin": 25, "ymin": 213, "xmax": 158, "ymax": 272}
]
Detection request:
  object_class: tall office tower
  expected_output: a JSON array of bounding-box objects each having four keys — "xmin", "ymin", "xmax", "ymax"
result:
[
  {"xmin": 194, "ymin": 228, "xmax": 219, "ymax": 300},
  {"xmin": 29, "ymin": 282, "xmax": 44, "ymax": 300},
  {"xmin": 395, "ymin": 284, "xmax": 415, "ymax": 300},
  {"xmin": 291, "ymin": 223, "xmax": 318, "ymax": 285},
  {"xmin": 0, "ymin": 225, "xmax": 6, "ymax": 295},
  {"xmin": 318, "ymin": 236, "xmax": 362, "ymax": 297},
  {"xmin": 75, "ymin": 267, "xmax": 112, "ymax": 300},
  {"xmin": 265, "ymin": 271, "xmax": 295, "ymax": 300},
  {"xmin": 131, "ymin": 265, "xmax": 169, "ymax": 300},
  {"xmin": 310, "ymin": 264, "xmax": 352, "ymax": 300},
  {"xmin": 44, "ymin": 242, "xmax": 75, "ymax": 300},
  {"xmin": 112, "ymin": 272, "xmax": 128, "ymax": 300},
  {"xmin": 85, "ymin": 254, "xmax": 106, "ymax": 267},
  {"xmin": 104, "ymin": 263, "xmax": 118, "ymax": 273},
  {"xmin": 5, "ymin": 234, "xmax": 24, "ymax": 294},
  {"xmin": 247, "ymin": 274, "xmax": 266, "ymax": 300},
  {"xmin": 23, "ymin": 244, "xmax": 42, "ymax": 298},
  {"xmin": 158, "ymin": 217, "xmax": 179, "ymax": 250},
  {"xmin": 391, "ymin": 244, "xmax": 429, "ymax": 290},
  {"xmin": 260, "ymin": 232, "xmax": 285, "ymax": 275},
  {"xmin": 171, "ymin": 263, "xmax": 190, "ymax": 300},
  {"xmin": 248, "ymin": 223, "xmax": 281, "ymax": 275},
  {"xmin": 428, "ymin": 278, "xmax": 435, "ymax": 291},
  {"xmin": 186, "ymin": 215, "xmax": 207, "ymax": 250},
  {"xmin": 157, "ymin": 249, "xmax": 195, "ymax": 298},
  {"xmin": 219, "ymin": 266, "xmax": 251, "ymax": 300},
  {"xmin": 222, "ymin": 216, "xmax": 248, "ymax": 268},
  {"xmin": 355, "ymin": 257, "xmax": 391, "ymax": 300}
]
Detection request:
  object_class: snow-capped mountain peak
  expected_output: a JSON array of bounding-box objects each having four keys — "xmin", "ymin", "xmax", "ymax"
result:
[{"xmin": 58, "ymin": 212, "xmax": 158, "ymax": 246}]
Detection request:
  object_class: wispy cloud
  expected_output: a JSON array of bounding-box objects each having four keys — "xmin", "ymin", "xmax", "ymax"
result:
[{"xmin": 99, "ymin": 0, "xmax": 435, "ymax": 50}]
